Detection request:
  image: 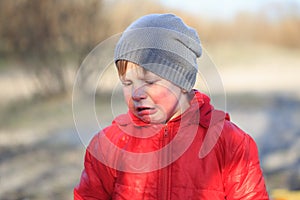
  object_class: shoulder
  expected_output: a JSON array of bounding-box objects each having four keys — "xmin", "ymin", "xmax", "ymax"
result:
[
  {"xmin": 89, "ymin": 114, "xmax": 129, "ymax": 146},
  {"xmin": 219, "ymin": 120, "xmax": 260, "ymax": 162},
  {"xmin": 222, "ymin": 120, "xmax": 256, "ymax": 147},
  {"xmin": 84, "ymin": 114, "xmax": 124, "ymax": 147},
  {"xmin": 87, "ymin": 113, "xmax": 136, "ymax": 153},
  {"xmin": 84, "ymin": 114, "xmax": 131, "ymax": 169},
  {"xmin": 222, "ymin": 120, "xmax": 247, "ymax": 143}
]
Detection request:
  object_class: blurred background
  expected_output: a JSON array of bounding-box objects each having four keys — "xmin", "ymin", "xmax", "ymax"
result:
[{"xmin": 0, "ymin": 0, "xmax": 300, "ymax": 199}]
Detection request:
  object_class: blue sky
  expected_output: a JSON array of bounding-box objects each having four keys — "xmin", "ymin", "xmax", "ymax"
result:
[{"xmin": 160, "ymin": 0, "xmax": 300, "ymax": 20}]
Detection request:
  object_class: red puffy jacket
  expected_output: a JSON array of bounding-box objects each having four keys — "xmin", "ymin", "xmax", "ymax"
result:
[{"xmin": 74, "ymin": 91, "xmax": 269, "ymax": 199}]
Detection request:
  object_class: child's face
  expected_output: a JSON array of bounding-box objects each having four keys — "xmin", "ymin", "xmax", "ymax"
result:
[{"xmin": 120, "ymin": 61, "xmax": 190, "ymax": 124}]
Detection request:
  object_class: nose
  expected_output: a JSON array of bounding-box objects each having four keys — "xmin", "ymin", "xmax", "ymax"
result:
[{"xmin": 132, "ymin": 86, "xmax": 147, "ymax": 101}]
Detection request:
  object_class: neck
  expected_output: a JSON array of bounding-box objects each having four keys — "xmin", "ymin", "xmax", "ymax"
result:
[{"xmin": 168, "ymin": 91, "xmax": 194, "ymax": 121}]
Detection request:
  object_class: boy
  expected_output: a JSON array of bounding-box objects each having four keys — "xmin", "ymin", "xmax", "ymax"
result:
[{"xmin": 74, "ymin": 13, "xmax": 269, "ymax": 199}]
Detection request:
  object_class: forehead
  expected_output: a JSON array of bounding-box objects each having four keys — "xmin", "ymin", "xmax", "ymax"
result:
[{"xmin": 122, "ymin": 62, "xmax": 157, "ymax": 79}]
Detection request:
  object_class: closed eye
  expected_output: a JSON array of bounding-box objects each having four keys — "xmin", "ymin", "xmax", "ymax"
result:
[
  {"xmin": 145, "ymin": 78, "xmax": 160, "ymax": 85},
  {"xmin": 121, "ymin": 81, "xmax": 132, "ymax": 86},
  {"xmin": 145, "ymin": 80, "xmax": 156, "ymax": 85}
]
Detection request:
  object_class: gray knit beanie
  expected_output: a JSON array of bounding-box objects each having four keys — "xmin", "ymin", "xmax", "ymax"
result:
[{"xmin": 114, "ymin": 13, "xmax": 202, "ymax": 91}]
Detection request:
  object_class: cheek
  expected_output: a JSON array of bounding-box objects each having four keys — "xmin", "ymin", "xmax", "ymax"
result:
[
  {"xmin": 122, "ymin": 88, "xmax": 132, "ymax": 106},
  {"xmin": 151, "ymin": 86, "xmax": 180, "ymax": 106}
]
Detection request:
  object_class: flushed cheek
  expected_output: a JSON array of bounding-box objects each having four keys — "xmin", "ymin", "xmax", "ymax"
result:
[
  {"xmin": 152, "ymin": 89, "xmax": 179, "ymax": 108},
  {"xmin": 125, "ymin": 97, "xmax": 135, "ymax": 111},
  {"xmin": 155, "ymin": 102, "xmax": 175, "ymax": 119},
  {"xmin": 123, "ymin": 88, "xmax": 131, "ymax": 104},
  {"xmin": 152, "ymin": 105, "xmax": 168, "ymax": 121},
  {"xmin": 122, "ymin": 92, "xmax": 134, "ymax": 113},
  {"xmin": 152, "ymin": 97, "xmax": 178, "ymax": 118}
]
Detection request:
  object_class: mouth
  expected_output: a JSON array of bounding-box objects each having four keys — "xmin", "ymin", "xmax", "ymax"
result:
[
  {"xmin": 135, "ymin": 106, "xmax": 156, "ymax": 115},
  {"xmin": 137, "ymin": 107, "xmax": 151, "ymax": 112}
]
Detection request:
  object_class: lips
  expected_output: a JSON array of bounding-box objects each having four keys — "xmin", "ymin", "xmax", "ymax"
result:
[
  {"xmin": 137, "ymin": 107, "xmax": 151, "ymax": 112},
  {"xmin": 136, "ymin": 106, "xmax": 156, "ymax": 116}
]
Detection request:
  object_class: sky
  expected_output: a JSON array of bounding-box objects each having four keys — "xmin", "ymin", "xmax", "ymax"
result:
[{"xmin": 160, "ymin": 0, "xmax": 300, "ymax": 20}]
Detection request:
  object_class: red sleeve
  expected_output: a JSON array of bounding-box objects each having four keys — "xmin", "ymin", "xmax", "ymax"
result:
[
  {"xmin": 74, "ymin": 134, "xmax": 116, "ymax": 200},
  {"xmin": 74, "ymin": 188, "xmax": 84, "ymax": 200},
  {"xmin": 223, "ymin": 125, "xmax": 269, "ymax": 200}
]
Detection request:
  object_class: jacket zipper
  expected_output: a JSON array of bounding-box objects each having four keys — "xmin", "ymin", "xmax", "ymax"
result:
[{"xmin": 158, "ymin": 126, "xmax": 171, "ymax": 200}]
